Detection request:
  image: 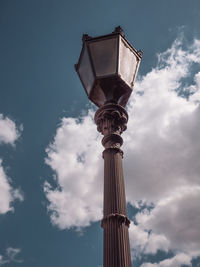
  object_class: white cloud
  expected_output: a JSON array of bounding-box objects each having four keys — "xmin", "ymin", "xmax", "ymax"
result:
[
  {"xmin": 0, "ymin": 114, "xmax": 22, "ymax": 145},
  {"xmin": 140, "ymin": 253, "xmax": 192, "ymax": 267},
  {"xmin": 0, "ymin": 159, "xmax": 23, "ymax": 214},
  {"xmin": 45, "ymin": 36, "xmax": 200, "ymax": 264},
  {"xmin": 44, "ymin": 112, "xmax": 103, "ymax": 229},
  {"xmin": 0, "ymin": 247, "xmax": 22, "ymax": 265},
  {"xmin": 132, "ymin": 186, "xmax": 200, "ymax": 256},
  {"xmin": 124, "ymin": 38, "xmax": 200, "ymax": 206},
  {"xmin": 129, "ymin": 222, "xmax": 170, "ymax": 257},
  {"xmin": 122, "ymin": 37, "xmax": 200, "ymax": 264},
  {"xmin": 0, "ymin": 115, "xmax": 23, "ymax": 214}
]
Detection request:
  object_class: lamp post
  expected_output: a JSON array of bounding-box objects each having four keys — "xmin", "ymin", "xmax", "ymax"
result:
[{"xmin": 75, "ymin": 26, "xmax": 142, "ymax": 267}]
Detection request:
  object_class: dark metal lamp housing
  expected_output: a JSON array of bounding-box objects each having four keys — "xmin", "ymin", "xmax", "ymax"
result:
[{"xmin": 75, "ymin": 26, "xmax": 142, "ymax": 107}]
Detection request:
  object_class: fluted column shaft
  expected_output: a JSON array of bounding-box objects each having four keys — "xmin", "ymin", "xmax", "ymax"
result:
[{"xmin": 95, "ymin": 103, "xmax": 132, "ymax": 267}]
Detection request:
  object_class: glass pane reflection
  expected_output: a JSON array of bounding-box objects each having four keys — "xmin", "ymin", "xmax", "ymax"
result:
[
  {"xmin": 78, "ymin": 45, "xmax": 94, "ymax": 95},
  {"xmin": 89, "ymin": 37, "xmax": 118, "ymax": 77},
  {"xmin": 119, "ymin": 37, "xmax": 137, "ymax": 87}
]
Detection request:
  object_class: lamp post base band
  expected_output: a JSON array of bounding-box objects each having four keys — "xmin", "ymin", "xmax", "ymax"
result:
[
  {"xmin": 102, "ymin": 147, "xmax": 124, "ymax": 158},
  {"xmin": 101, "ymin": 213, "xmax": 130, "ymax": 228},
  {"xmin": 102, "ymin": 133, "xmax": 123, "ymax": 148}
]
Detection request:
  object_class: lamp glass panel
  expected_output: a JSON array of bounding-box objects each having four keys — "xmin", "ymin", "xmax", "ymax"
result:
[
  {"xmin": 119, "ymin": 37, "xmax": 138, "ymax": 87},
  {"xmin": 89, "ymin": 37, "xmax": 118, "ymax": 77},
  {"xmin": 78, "ymin": 45, "xmax": 94, "ymax": 95}
]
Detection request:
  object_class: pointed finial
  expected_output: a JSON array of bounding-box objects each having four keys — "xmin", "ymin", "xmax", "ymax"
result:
[
  {"xmin": 74, "ymin": 63, "xmax": 78, "ymax": 71},
  {"xmin": 113, "ymin": 26, "xmax": 125, "ymax": 37},
  {"xmin": 82, "ymin": 34, "xmax": 92, "ymax": 42},
  {"xmin": 137, "ymin": 50, "xmax": 143, "ymax": 57}
]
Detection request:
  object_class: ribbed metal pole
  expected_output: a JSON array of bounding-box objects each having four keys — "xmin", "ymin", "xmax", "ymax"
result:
[{"xmin": 95, "ymin": 103, "xmax": 132, "ymax": 267}]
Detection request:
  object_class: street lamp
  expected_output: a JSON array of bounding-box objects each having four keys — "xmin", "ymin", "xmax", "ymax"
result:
[{"xmin": 75, "ymin": 26, "xmax": 142, "ymax": 267}]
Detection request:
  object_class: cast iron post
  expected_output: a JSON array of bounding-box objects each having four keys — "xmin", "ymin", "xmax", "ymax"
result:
[
  {"xmin": 95, "ymin": 102, "xmax": 132, "ymax": 267},
  {"xmin": 75, "ymin": 27, "xmax": 142, "ymax": 267}
]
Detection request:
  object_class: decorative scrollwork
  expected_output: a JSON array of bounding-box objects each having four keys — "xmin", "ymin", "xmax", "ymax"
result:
[{"xmin": 94, "ymin": 103, "xmax": 128, "ymax": 151}]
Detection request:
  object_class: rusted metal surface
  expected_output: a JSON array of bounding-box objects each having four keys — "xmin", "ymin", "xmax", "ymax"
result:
[{"xmin": 95, "ymin": 103, "xmax": 132, "ymax": 267}]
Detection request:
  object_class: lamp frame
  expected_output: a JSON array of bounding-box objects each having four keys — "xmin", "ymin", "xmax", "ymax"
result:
[{"xmin": 75, "ymin": 28, "xmax": 142, "ymax": 107}]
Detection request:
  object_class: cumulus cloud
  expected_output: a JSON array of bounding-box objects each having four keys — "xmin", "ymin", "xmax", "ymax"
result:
[
  {"xmin": 44, "ymin": 112, "xmax": 103, "ymax": 229},
  {"xmin": 140, "ymin": 253, "xmax": 192, "ymax": 267},
  {"xmin": 0, "ymin": 247, "xmax": 22, "ymax": 265},
  {"xmin": 130, "ymin": 186, "xmax": 200, "ymax": 257},
  {"xmin": 0, "ymin": 114, "xmax": 22, "ymax": 145},
  {"xmin": 123, "ymin": 37, "xmax": 200, "ymax": 265},
  {"xmin": 0, "ymin": 116, "xmax": 23, "ymax": 214},
  {"xmin": 45, "ymin": 36, "xmax": 200, "ymax": 264},
  {"xmin": 0, "ymin": 160, "xmax": 23, "ymax": 214},
  {"xmin": 129, "ymin": 222, "xmax": 170, "ymax": 257}
]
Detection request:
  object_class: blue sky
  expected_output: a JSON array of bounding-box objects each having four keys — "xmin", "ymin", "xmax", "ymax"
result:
[{"xmin": 0, "ymin": 0, "xmax": 200, "ymax": 266}]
